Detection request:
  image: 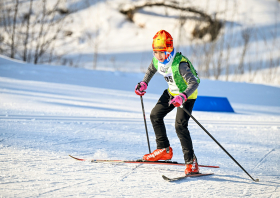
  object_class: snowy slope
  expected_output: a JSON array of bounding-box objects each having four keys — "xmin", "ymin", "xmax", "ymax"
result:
[
  {"xmin": 1, "ymin": 0, "xmax": 279, "ymax": 86},
  {"xmin": 1, "ymin": 55, "xmax": 280, "ymax": 197},
  {"xmin": 66, "ymin": 0, "xmax": 280, "ymax": 87}
]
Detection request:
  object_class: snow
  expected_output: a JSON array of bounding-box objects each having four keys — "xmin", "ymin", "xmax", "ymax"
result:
[
  {"xmin": 58, "ymin": 0, "xmax": 279, "ymax": 87},
  {"xmin": 1, "ymin": 54, "xmax": 280, "ymax": 197},
  {"xmin": 2, "ymin": 0, "xmax": 279, "ymax": 85}
]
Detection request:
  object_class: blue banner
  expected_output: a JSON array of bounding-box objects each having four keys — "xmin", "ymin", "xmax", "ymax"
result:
[{"xmin": 193, "ymin": 96, "xmax": 234, "ymax": 112}]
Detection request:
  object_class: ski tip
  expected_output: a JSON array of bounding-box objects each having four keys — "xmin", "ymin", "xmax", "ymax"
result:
[
  {"xmin": 162, "ymin": 175, "xmax": 171, "ymax": 181},
  {"xmin": 69, "ymin": 155, "xmax": 77, "ymax": 160},
  {"xmin": 69, "ymin": 155, "xmax": 86, "ymax": 161}
]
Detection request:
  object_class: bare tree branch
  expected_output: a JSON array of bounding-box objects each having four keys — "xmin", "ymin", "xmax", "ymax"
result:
[
  {"xmin": 23, "ymin": 0, "xmax": 33, "ymax": 61},
  {"xmin": 11, "ymin": 0, "xmax": 19, "ymax": 58},
  {"xmin": 119, "ymin": 1, "xmax": 222, "ymax": 41}
]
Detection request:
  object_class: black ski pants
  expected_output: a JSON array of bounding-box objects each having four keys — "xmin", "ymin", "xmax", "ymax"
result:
[{"xmin": 150, "ymin": 89, "xmax": 196, "ymax": 164}]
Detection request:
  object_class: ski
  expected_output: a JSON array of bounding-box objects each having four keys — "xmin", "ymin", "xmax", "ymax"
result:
[
  {"xmin": 162, "ymin": 173, "xmax": 214, "ymax": 182},
  {"xmin": 69, "ymin": 155, "xmax": 219, "ymax": 168}
]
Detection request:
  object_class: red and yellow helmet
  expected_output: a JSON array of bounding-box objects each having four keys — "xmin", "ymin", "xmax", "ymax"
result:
[{"xmin": 152, "ymin": 30, "xmax": 173, "ymax": 53}]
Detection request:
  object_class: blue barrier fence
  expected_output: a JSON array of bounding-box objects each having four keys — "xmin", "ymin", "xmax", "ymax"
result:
[{"xmin": 193, "ymin": 96, "xmax": 234, "ymax": 112}]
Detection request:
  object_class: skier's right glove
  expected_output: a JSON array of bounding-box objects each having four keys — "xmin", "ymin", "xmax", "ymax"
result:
[{"xmin": 135, "ymin": 81, "xmax": 148, "ymax": 96}]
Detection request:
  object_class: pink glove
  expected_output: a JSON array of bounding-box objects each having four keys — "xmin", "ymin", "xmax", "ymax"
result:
[
  {"xmin": 135, "ymin": 82, "xmax": 148, "ymax": 96},
  {"xmin": 170, "ymin": 93, "xmax": 187, "ymax": 107}
]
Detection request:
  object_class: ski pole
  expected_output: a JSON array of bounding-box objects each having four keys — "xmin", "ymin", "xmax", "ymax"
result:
[
  {"xmin": 140, "ymin": 96, "xmax": 151, "ymax": 154},
  {"xmin": 181, "ymin": 106, "xmax": 259, "ymax": 182}
]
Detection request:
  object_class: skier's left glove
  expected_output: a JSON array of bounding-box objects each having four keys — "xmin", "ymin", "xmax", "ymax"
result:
[{"xmin": 170, "ymin": 93, "xmax": 187, "ymax": 107}]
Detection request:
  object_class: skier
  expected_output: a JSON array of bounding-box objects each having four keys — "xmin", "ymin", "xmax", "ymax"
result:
[{"xmin": 135, "ymin": 30, "xmax": 200, "ymax": 175}]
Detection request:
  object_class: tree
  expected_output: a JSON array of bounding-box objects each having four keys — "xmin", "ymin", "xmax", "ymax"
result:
[{"xmin": 0, "ymin": 0, "xmax": 71, "ymax": 64}]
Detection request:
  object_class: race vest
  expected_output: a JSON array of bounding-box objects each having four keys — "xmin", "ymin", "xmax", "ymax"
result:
[{"xmin": 153, "ymin": 52, "xmax": 200, "ymax": 99}]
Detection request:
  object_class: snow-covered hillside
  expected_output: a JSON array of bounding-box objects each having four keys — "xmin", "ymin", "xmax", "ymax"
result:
[
  {"xmin": 1, "ymin": 0, "xmax": 280, "ymax": 86},
  {"xmin": 1, "ymin": 55, "xmax": 280, "ymax": 197}
]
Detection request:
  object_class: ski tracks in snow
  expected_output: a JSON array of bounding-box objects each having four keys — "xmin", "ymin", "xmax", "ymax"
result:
[
  {"xmin": 109, "ymin": 164, "xmax": 142, "ymax": 187},
  {"xmin": 38, "ymin": 178, "xmax": 93, "ymax": 197},
  {"xmin": 253, "ymin": 148, "xmax": 276, "ymax": 170}
]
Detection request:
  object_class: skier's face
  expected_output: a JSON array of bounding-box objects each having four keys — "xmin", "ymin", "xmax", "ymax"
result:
[{"xmin": 154, "ymin": 51, "xmax": 166, "ymax": 62}]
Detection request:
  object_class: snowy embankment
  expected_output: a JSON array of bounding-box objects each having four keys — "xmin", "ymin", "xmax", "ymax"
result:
[{"xmin": 1, "ymin": 55, "xmax": 280, "ymax": 197}]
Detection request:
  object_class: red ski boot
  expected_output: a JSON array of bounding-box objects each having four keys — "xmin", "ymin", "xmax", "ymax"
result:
[
  {"xmin": 143, "ymin": 147, "xmax": 173, "ymax": 161},
  {"xmin": 185, "ymin": 157, "xmax": 199, "ymax": 175}
]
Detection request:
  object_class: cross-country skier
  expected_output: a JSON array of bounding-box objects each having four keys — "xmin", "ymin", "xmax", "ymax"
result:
[{"xmin": 135, "ymin": 30, "xmax": 200, "ymax": 175}]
